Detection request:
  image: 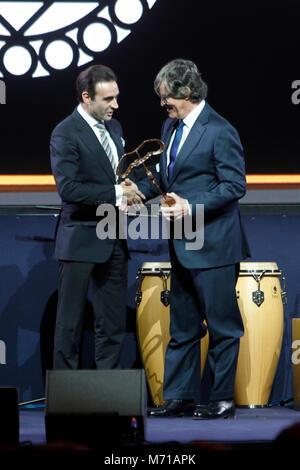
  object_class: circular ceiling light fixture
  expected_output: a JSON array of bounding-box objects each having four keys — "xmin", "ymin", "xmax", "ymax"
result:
[
  {"xmin": 3, "ymin": 44, "xmax": 33, "ymax": 75},
  {"xmin": 0, "ymin": 0, "xmax": 159, "ymax": 78},
  {"xmin": 114, "ymin": 0, "xmax": 144, "ymax": 24},
  {"xmin": 82, "ymin": 21, "xmax": 112, "ymax": 53}
]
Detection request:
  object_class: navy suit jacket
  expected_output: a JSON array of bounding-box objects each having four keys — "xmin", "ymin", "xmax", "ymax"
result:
[
  {"xmin": 139, "ymin": 102, "xmax": 251, "ymax": 269},
  {"xmin": 50, "ymin": 108, "xmax": 126, "ymax": 263}
]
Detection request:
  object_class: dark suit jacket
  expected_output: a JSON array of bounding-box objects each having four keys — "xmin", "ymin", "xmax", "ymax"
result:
[
  {"xmin": 50, "ymin": 108, "xmax": 126, "ymax": 263},
  {"xmin": 138, "ymin": 102, "xmax": 251, "ymax": 269}
]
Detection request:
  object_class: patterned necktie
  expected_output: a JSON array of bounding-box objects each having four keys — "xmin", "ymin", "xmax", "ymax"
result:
[
  {"xmin": 96, "ymin": 123, "xmax": 117, "ymax": 177},
  {"xmin": 168, "ymin": 120, "xmax": 184, "ymax": 180}
]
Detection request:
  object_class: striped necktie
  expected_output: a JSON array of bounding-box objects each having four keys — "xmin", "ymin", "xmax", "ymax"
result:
[
  {"xmin": 168, "ymin": 120, "xmax": 184, "ymax": 180},
  {"xmin": 96, "ymin": 123, "xmax": 117, "ymax": 177}
]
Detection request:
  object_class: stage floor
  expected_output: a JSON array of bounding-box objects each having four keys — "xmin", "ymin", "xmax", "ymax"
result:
[{"xmin": 18, "ymin": 405, "xmax": 300, "ymax": 451}]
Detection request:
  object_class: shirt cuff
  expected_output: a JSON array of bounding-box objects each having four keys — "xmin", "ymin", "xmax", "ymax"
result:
[
  {"xmin": 115, "ymin": 184, "xmax": 124, "ymax": 206},
  {"xmin": 185, "ymin": 199, "xmax": 192, "ymax": 215},
  {"xmin": 186, "ymin": 200, "xmax": 192, "ymax": 215}
]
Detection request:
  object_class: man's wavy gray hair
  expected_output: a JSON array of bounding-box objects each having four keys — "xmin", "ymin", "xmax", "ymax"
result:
[{"xmin": 154, "ymin": 59, "xmax": 208, "ymax": 103}]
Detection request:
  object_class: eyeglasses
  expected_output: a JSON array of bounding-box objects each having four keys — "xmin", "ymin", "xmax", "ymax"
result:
[{"xmin": 158, "ymin": 93, "xmax": 172, "ymax": 104}]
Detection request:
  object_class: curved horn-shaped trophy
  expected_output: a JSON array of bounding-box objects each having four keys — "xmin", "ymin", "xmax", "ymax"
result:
[{"xmin": 116, "ymin": 138, "xmax": 175, "ymax": 206}]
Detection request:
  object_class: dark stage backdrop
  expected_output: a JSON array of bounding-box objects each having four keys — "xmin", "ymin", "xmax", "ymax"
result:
[{"xmin": 0, "ymin": 0, "xmax": 299, "ymax": 174}]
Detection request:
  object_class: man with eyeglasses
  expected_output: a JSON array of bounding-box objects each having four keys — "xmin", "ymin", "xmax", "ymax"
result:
[{"xmin": 137, "ymin": 58, "xmax": 250, "ymax": 419}]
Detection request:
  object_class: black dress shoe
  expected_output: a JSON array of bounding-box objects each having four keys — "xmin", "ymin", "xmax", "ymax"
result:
[
  {"xmin": 148, "ymin": 399, "xmax": 195, "ymax": 417},
  {"xmin": 193, "ymin": 400, "xmax": 236, "ymax": 420}
]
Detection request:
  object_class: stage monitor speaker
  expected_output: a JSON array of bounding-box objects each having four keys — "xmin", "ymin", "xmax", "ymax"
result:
[
  {"xmin": 0, "ymin": 388, "xmax": 19, "ymax": 447},
  {"xmin": 45, "ymin": 369, "xmax": 147, "ymax": 446}
]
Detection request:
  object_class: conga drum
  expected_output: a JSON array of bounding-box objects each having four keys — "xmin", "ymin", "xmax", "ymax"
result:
[
  {"xmin": 292, "ymin": 318, "xmax": 300, "ymax": 411},
  {"xmin": 234, "ymin": 262, "xmax": 287, "ymax": 407},
  {"xmin": 136, "ymin": 262, "xmax": 209, "ymax": 405}
]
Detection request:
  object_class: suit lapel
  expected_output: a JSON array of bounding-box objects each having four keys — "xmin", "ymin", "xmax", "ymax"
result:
[
  {"xmin": 105, "ymin": 120, "xmax": 126, "ymax": 182},
  {"xmin": 161, "ymin": 119, "xmax": 177, "ymax": 188},
  {"xmin": 168, "ymin": 104, "xmax": 209, "ymax": 185},
  {"xmin": 105, "ymin": 121, "xmax": 124, "ymax": 159},
  {"xmin": 72, "ymin": 110, "xmax": 116, "ymax": 183}
]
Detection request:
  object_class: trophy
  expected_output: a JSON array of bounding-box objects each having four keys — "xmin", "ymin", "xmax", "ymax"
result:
[{"xmin": 116, "ymin": 139, "xmax": 175, "ymax": 206}]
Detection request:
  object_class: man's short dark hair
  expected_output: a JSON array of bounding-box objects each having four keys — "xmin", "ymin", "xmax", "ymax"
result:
[
  {"xmin": 154, "ymin": 59, "xmax": 208, "ymax": 103},
  {"xmin": 76, "ymin": 64, "xmax": 117, "ymax": 102}
]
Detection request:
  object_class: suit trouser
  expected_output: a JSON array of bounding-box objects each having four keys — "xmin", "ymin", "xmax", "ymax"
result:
[
  {"xmin": 163, "ymin": 248, "xmax": 244, "ymax": 402},
  {"xmin": 53, "ymin": 239, "xmax": 128, "ymax": 369}
]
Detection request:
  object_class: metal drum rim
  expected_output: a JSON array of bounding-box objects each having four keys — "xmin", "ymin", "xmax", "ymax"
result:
[
  {"xmin": 239, "ymin": 269, "xmax": 282, "ymax": 275},
  {"xmin": 139, "ymin": 268, "xmax": 171, "ymax": 274},
  {"xmin": 237, "ymin": 405, "xmax": 269, "ymax": 409}
]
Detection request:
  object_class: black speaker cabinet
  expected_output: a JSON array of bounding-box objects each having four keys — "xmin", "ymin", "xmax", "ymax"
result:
[
  {"xmin": 0, "ymin": 388, "xmax": 19, "ymax": 447},
  {"xmin": 45, "ymin": 369, "xmax": 147, "ymax": 446}
]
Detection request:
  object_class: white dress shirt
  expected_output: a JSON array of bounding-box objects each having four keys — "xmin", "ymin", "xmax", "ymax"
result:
[
  {"xmin": 77, "ymin": 104, "xmax": 123, "ymax": 204},
  {"xmin": 166, "ymin": 99, "xmax": 206, "ymax": 167},
  {"xmin": 163, "ymin": 100, "xmax": 206, "ymax": 214}
]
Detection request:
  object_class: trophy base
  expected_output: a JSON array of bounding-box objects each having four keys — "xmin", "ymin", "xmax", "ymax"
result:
[{"xmin": 161, "ymin": 195, "xmax": 176, "ymax": 207}]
